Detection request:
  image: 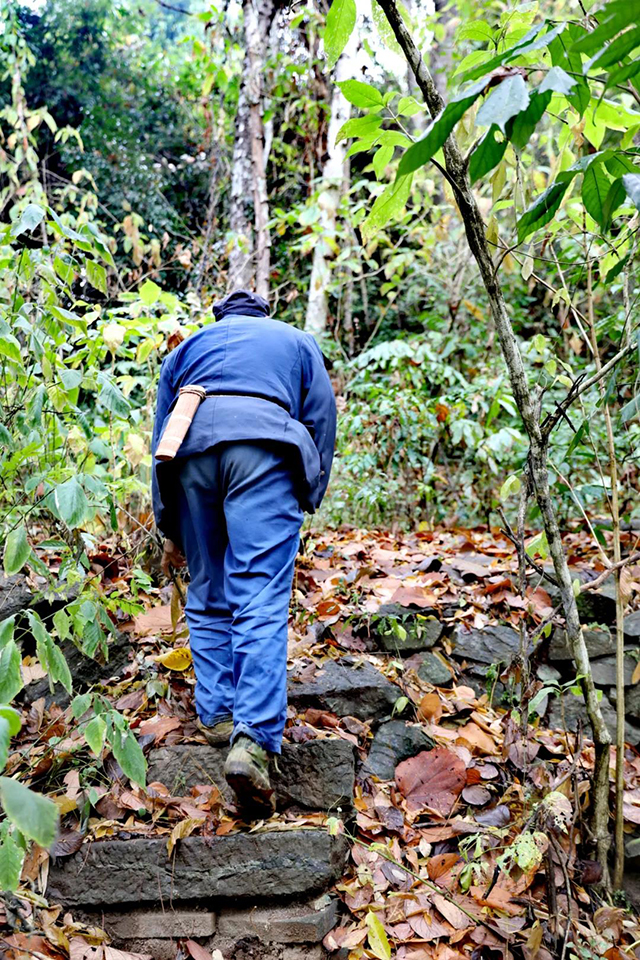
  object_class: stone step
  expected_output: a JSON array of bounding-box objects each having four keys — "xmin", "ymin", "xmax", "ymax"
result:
[
  {"xmin": 147, "ymin": 738, "xmax": 355, "ymax": 812},
  {"xmin": 47, "ymin": 830, "xmax": 349, "ymax": 908},
  {"xmin": 351, "ymin": 604, "xmax": 443, "ymax": 655},
  {"xmin": 287, "ymin": 658, "xmax": 399, "ymax": 720}
]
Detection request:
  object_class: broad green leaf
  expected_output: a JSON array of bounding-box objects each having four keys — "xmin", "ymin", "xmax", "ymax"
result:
[
  {"xmin": 3, "ymin": 524, "xmax": 30, "ymax": 576},
  {"xmin": 54, "ymin": 477, "xmax": 88, "ymax": 528},
  {"xmin": 602, "ymin": 177, "xmax": 627, "ymax": 230},
  {"xmin": 335, "ymin": 114, "xmax": 382, "ymax": 144},
  {"xmin": 549, "ymin": 25, "xmax": 590, "ymax": 116},
  {"xmin": 0, "ymin": 707, "xmax": 22, "ymax": 738},
  {"xmin": 398, "ymin": 76, "xmax": 488, "ymax": 176},
  {"xmin": 0, "ymin": 334, "xmax": 23, "ymax": 365},
  {"xmin": 371, "ymin": 0, "xmax": 402, "ymax": 54},
  {"xmin": 476, "ymin": 74, "xmax": 530, "ymax": 133},
  {"xmin": 365, "ymin": 911, "xmax": 391, "ymax": 960},
  {"xmin": 582, "ymin": 163, "xmax": 613, "ymax": 227},
  {"xmin": 517, "ymin": 181, "xmax": 569, "ymax": 242},
  {"xmin": 469, "ymin": 126, "xmax": 507, "ymax": 183},
  {"xmin": 0, "ymin": 776, "xmax": 59, "ymax": 848},
  {"xmin": 138, "ymin": 279, "xmax": 161, "ymax": 305},
  {"xmin": 361, "ymin": 174, "xmax": 413, "ymax": 240},
  {"xmin": 83, "ymin": 617, "xmax": 103, "ymax": 658},
  {"xmin": 85, "ymin": 715, "xmax": 106, "ymax": 756},
  {"xmin": 538, "ymin": 65, "xmax": 576, "ymax": 95},
  {"xmin": 86, "ymin": 259, "xmax": 107, "ymax": 294},
  {"xmin": 53, "ymin": 256, "xmax": 75, "ymax": 285},
  {"xmin": 0, "ymin": 642, "xmax": 23, "ymax": 703},
  {"xmin": 71, "ymin": 693, "xmax": 93, "ymax": 719},
  {"xmin": 397, "ymin": 95, "xmax": 422, "ymax": 117},
  {"xmin": 571, "ymin": 2, "xmax": 639, "ymax": 55},
  {"xmin": 324, "ymin": 0, "xmax": 356, "ymax": 69},
  {"xmin": 0, "ymin": 824, "xmax": 25, "ymax": 891},
  {"xmin": 11, "ymin": 203, "xmax": 45, "ymax": 238},
  {"xmin": 48, "ymin": 643, "xmax": 72, "ymax": 694},
  {"xmin": 606, "ymin": 57, "xmax": 640, "ymax": 88},
  {"xmin": 500, "ymin": 474, "xmax": 522, "ymax": 500},
  {"xmin": 53, "ymin": 608, "xmax": 71, "ymax": 641},
  {"xmin": 59, "ymin": 368, "xmax": 83, "ymax": 391},
  {"xmin": 623, "ymin": 173, "xmax": 640, "ymax": 209},
  {"xmin": 0, "ymin": 717, "xmax": 10, "ymax": 773},
  {"xmin": 110, "ymin": 726, "xmax": 146, "ymax": 787},
  {"xmin": 508, "ymin": 90, "xmax": 551, "ymax": 150},
  {"xmin": 97, "ymin": 374, "xmax": 131, "ymax": 418},
  {"xmin": 372, "ymin": 144, "xmax": 394, "ymax": 179},
  {"xmin": 337, "ymin": 80, "xmax": 383, "ymax": 110},
  {"xmin": 587, "ymin": 24, "xmax": 640, "ymax": 72},
  {"xmin": 621, "ymin": 393, "xmax": 640, "ymax": 423},
  {"xmin": 0, "ymin": 617, "xmax": 15, "ymax": 651},
  {"xmin": 458, "ymin": 22, "xmax": 546, "ymax": 83}
]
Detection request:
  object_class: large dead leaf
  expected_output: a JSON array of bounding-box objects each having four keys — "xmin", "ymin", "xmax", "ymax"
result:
[
  {"xmin": 395, "ymin": 748, "xmax": 466, "ymax": 816},
  {"xmin": 133, "ymin": 604, "xmax": 173, "ymax": 637}
]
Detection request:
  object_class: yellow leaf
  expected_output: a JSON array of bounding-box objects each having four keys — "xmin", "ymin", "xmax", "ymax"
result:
[
  {"xmin": 365, "ymin": 910, "xmax": 391, "ymax": 960},
  {"xmin": 167, "ymin": 816, "xmax": 205, "ymax": 856},
  {"xmin": 154, "ymin": 647, "xmax": 193, "ymax": 671},
  {"xmin": 631, "ymin": 660, "xmax": 640, "ymax": 686},
  {"xmin": 53, "ymin": 795, "xmax": 77, "ymax": 815}
]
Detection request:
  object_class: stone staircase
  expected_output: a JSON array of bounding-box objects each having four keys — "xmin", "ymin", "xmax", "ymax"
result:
[{"xmin": 45, "ymin": 659, "xmax": 402, "ymax": 959}]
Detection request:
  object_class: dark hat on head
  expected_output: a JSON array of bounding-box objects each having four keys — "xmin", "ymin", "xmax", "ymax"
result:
[{"xmin": 213, "ymin": 290, "xmax": 270, "ymax": 321}]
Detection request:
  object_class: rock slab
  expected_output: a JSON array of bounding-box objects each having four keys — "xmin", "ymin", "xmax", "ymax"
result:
[
  {"xmin": 47, "ymin": 831, "xmax": 349, "ymax": 907},
  {"xmin": 362, "ymin": 720, "xmax": 434, "ymax": 781},
  {"xmin": 217, "ymin": 895, "xmax": 339, "ymax": 944},
  {"xmin": 453, "ymin": 624, "xmax": 520, "ymax": 664},
  {"xmin": 288, "ymin": 659, "xmax": 399, "ymax": 720},
  {"xmin": 364, "ymin": 605, "xmax": 443, "ymax": 655},
  {"xmin": 147, "ymin": 739, "xmax": 355, "ymax": 812}
]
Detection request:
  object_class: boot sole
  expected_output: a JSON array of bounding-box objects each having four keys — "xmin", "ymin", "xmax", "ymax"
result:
[{"xmin": 225, "ymin": 763, "xmax": 276, "ymax": 816}]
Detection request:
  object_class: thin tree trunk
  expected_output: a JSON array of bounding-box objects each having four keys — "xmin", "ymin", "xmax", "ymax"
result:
[
  {"xmin": 305, "ymin": 32, "xmax": 358, "ymax": 337},
  {"xmin": 227, "ymin": 0, "xmax": 275, "ymax": 296},
  {"xmin": 375, "ymin": 0, "xmax": 613, "ymax": 885},
  {"xmin": 244, "ymin": 0, "xmax": 273, "ymax": 300},
  {"xmin": 227, "ymin": 84, "xmax": 255, "ymax": 292}
]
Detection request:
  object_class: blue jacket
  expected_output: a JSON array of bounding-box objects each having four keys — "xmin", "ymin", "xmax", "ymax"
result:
[{"xmin": 152, "ymin": 314, "xmax": 337, "ymax": 542}]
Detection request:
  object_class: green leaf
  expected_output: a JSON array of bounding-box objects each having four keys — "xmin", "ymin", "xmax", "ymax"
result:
[
  {"xmin": 602, "ymin": 177, "xmax": 628, "ymax": 230},
  {"xmin": 324, "ymin": 0, "xmax": 356, "ymax": 69},
  {"xmin": 397, "ymin": 95, "xmax": 422, "ymax": 117},
  {"xmin": 337, "ymin": 79, "xmax": 383, "ymax": 110},
  {"xmin": 476, "ymin": 74, "xmax": 530, "ymax": 133},
  {"xmin": 606, "ymin": 57, "xmax": 640, "ymax": 88},
  {"xmin": 517, "ymin": 180, "xmax": 569, "ymax": 242},
  {"xmin": 372, "ymin": 144, "xmax": 394, "ymax": 179},
  {"xmin": 365, "ymin": 910, "xmax": 391, "ymax": 960},
  {"xmin": 54, "ymin": 477, "xmax": 88, "ymax": 528},
  {"xmin": 469, "ymin": 125, "xmax": 507, "ymax": 183},
  {"xmin": 59, "ymin": 368, "xmax": 83, "ymax": 391},
  {"xmin": 0, "ymin": 642, "xmax": 23, "ymax": 703},
  {"xmin": 53, "ymin": 608, "xmax": 71, "ymax": 641},
  {"xmin": 623, "ymin": 172, "xmax": 640, "ymax": 209},
  {"xmin": 549, "ymin": 25, "xmax": 590, "ymax": 116},
  {"xmin": 361, "ymin": 174, "xmax": 413, "ymax": 240},
  {"xmin": 97, "ymin": 373, "xmax": 131, "ymax": 418},
  {"xmin": 11, "ymin": 203, "xmax": 45, "ymax": 238},
  {"xmin": 398, "ymin": 76, "xmax": 488, "ymax": 176},
  {"xmin": 0, "ymin": 776, "xmax": 59, "ymax": 848},
  {"xmin": 620, "ymin": 393, "xmax": 640, "ymax": 423},
  {"xmin": 0, "ymin": 823, "xmax": 25, "ymax": 891},
  {"xmin": 571, "ymin": 2, "xmax": 639, "ymax": 55},
  {"xmin": 508, "ymin": 90, "xmax": 551, "ymax": 150},
  {"xmin": 587, "ymin": 24, "xmax": 640, "ymax": 72},
  {"xmin": 110, "ymin": 725, "xmax": 146, "ymax": 787},
  {"xmin": 48, "ymin": 643, "xmax": 72, "ymax": 694},
  {"xmin": 86, "ymin": 259, "xmax": 107, "ymax": 294},
  {"xmin": 0, "ymin": 617, "xmax": 15, "ymax": 652},
  {"xmin": 538, "ymin": 65, "xmax": 576, "ymax": 95},
  {"xmin": 53, "ymin": 256, "xmax": 75, "ymax": 286},
  {"xmin": 500, "ymin": 474, "xmax": 522, "ymax": 500},
  {"xmin": 335, "ymin": 114, "xmax": 382, "ymax": 143},
  {"xmin": 582, "ymin": 163, "xmax": 613, "ymax": 227},
  {"xmin": 3, "ymin": 524, "xmax": 30, "ymax": 577},
  {"xmin": 138, "ymin": 279, "xmax": 161, "ymax": 305},
  {"xmin": 0, "ymin": 334, "xmax": 24, "ymax": 365},
  {"xmin": 0, "ymin": 718, "xmax": 10, "ymax": 773},
  {"xmin": 84, "ymin": 715, "xmax": 106, "ymax": 756},
  {"xmin": 457, "ymin": 22, "xmax": 547, "ymax": 83},
  {"xmin": 0, "ymin": 707, "xmax": 22, "ymax": 738}
]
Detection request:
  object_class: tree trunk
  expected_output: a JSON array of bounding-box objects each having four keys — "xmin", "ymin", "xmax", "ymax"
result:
[
  {"xmin": 304, "ymin": 33, "xmax": 358, "ymax": 337},
  {"xmin": 227, "ymin": 0, "xmax": 275, "ymax": 297},
  {"xmin": 375, "ymin": 0, "xmax": 613, "ymax": 885}
]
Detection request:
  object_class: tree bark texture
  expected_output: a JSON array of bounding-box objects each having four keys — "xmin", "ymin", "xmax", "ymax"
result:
[
  {"xmin": 227, "ymin": 0, "xmax": 275, "ymax": 297},
  {"xmin": 304, "ymin": 32, "xmax": 358, "ymax": 337},
  {"xmin": 375, "ymin": 0, "xmax": 613, "ymax": 884}
]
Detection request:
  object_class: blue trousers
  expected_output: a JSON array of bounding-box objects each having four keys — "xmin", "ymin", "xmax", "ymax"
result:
[{"xmin": 176, "ymin": 443, "xmax": 303, "ymax": 754}]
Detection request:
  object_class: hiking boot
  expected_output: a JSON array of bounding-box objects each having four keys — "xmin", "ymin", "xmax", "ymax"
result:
[
  {"xmin": 197, "ymin": 716, "xmax": 234, "ymax": 746},
  {"xmin": 224, "ymin": 734, "xmax": 276, "ymax": 816}
]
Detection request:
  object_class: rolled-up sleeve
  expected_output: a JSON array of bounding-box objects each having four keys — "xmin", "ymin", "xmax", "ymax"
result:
[{"xmin": 299, "ymin": 335, "xmax": 337, "ymax": 510}]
